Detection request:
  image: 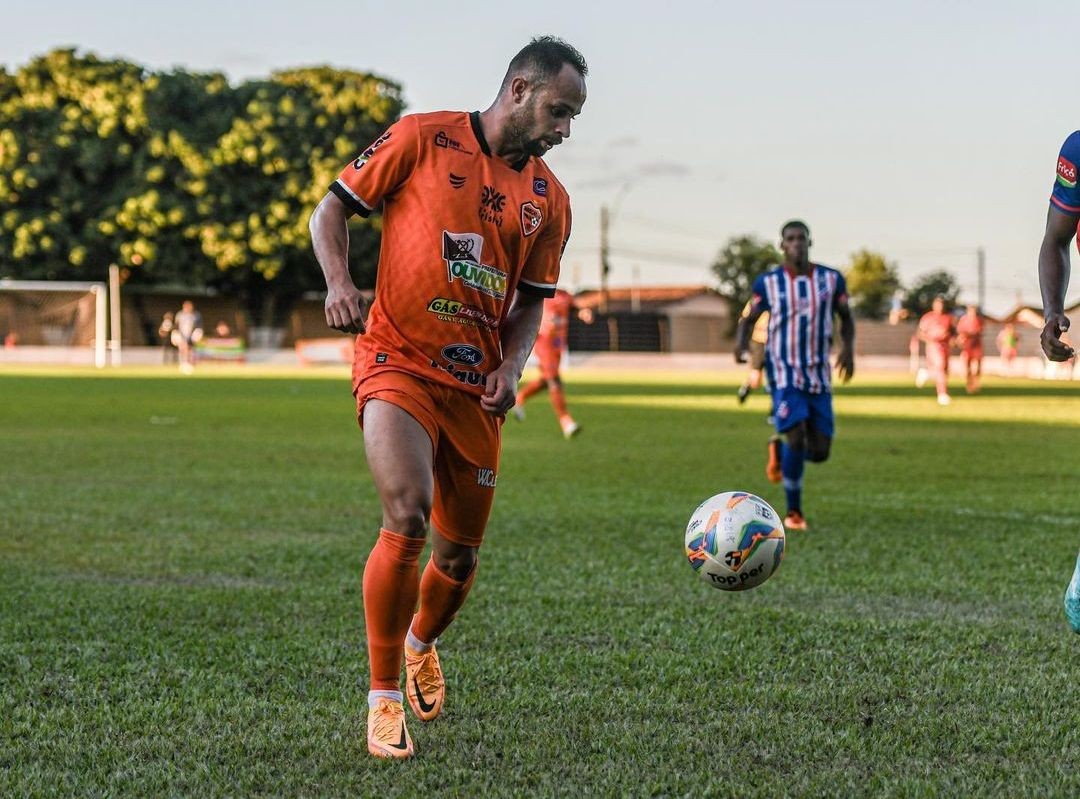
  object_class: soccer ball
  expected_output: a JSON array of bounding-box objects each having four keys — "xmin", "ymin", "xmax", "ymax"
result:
[{"xmin": 684, "ymin": 491, "xmax": 785, "ymax": 591}]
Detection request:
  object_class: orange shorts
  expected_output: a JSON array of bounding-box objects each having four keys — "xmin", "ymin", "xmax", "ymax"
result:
[
  {"xmin": 535, "ymin": 341, "xmax": 563, "ymax": 381},
  {"xmin": 353, "ymin": 369, "xmax": 500, "ymax": 548}
]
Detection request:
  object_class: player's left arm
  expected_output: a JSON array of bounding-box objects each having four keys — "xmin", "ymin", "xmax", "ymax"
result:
[
  {"xmin": 834, "ymin": 275, "xmax": 855, "ymax": 382},
  {"xmin": 482, "ymin": 293, "xmax": 545, "ymax": 415},
  {"xmin": 1039, "ymin": 206, "xmax": 1078, "ymax": 361}
]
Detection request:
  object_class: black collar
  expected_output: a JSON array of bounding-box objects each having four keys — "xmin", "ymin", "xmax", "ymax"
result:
[{"xmin": 469, "ymin": 111, "xmax": 530, "ymax": 172}]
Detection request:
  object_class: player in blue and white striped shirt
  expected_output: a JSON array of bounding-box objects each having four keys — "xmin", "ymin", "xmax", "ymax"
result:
[
  {"xmin": 735, "ymin": 220, "xmax": 855, "ymax": 531},
  {"xmin": 1039, "ymin": 131, "xmax": 1080, "ymax": 633}
]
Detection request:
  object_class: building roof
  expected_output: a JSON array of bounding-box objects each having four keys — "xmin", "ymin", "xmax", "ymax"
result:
[{"xmin": 573, "ymin": 285, "xmax": 716, "ymax": 310}]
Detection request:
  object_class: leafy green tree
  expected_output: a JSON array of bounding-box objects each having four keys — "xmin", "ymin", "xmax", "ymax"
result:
[
  {"xmin": 0, "ymin": 49, "xmax": 405, "ymax": 326},
  {"xmin": 710, "ymin": 235, "xmax": 781, "ymax": 333},
  {"xmin": 904, "ymin": 270, "xmax": 961, "ymax": 316},
  {"xmin": 844, "ymin": 249, "xmax": 901, "ymax": 319}
]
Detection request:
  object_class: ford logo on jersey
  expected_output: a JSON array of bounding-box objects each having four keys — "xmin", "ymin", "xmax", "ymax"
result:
[{"xmin": 441, "ymin": 344, "xmax": 485, "ymax": 367}]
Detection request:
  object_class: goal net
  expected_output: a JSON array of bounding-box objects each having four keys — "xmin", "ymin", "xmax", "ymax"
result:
[{"xmin": 0, "ymin": 279, "xmax": 107, "ymax": 367}]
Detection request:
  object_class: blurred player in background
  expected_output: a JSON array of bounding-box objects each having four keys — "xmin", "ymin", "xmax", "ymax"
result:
[
  {"xmin": 956, "ymin": 304, "xmax": 984, "ymax": 394},
  {"xmin": 309, "ymin": 37, "xmax": 587, "ymax": 757},
  {"xmin": 512, "ymin": 287, "xmax": 593, "ymax": 437},
  {"xmin": 996, "ymin": 322, "xmax": 1019, "ymax": 373},
  {"xmin": 735, "ymin": 220, "xmax": 854, "ymax": 532},
  {"xmin": 917, "ymin": 296, "xmax": 954, "ymax": 405},
  {"xmin": 736, "ymin": 300, "xmax": 769, "ymax": 404},
  {"xmin": 1038, "ymin": 129, "xmax": 1080, "ymax": 633}
]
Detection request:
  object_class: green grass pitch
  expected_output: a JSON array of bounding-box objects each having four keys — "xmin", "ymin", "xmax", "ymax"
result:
[{"xmin": 2, "ymin": 366, "xmax": 1079, "ymax": 796}]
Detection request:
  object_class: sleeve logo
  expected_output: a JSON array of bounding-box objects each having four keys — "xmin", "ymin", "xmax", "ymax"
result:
[
  {"xmin": 520, "ymin": 201, "xmax": 543, "ymax": 237},
  {"xmin": 1058, "ymin": 155, "xmax": 1077, "ymax": 188},
  {"xmin": 532, "ymin": 178, "xmax": 548, "ymax": 196},
  {"xmin": 353, "ymin": 131, "xmax": 392, "ymax": 170}
]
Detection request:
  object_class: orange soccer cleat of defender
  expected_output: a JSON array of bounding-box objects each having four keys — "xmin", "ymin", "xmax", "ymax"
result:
[
  {"xmin": 367, "ymin": 698, "xmax": 414, "ymax": 759},
  {"xmin": 405, "ymin": 642, "xmax": 445, "ymax": 722}
]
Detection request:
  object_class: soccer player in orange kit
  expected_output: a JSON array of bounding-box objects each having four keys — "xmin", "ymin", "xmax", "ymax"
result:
[
  {"xmin": 308, "ymin": 37, "xmax": 587, "ymax": 758},
  {"xmin": 956, "ymin": 304, "xmax": 984, "ymax": 394},
  {"xmin": 512, "ymin": 287, "xmax": 593, "ymax": 437},
  {"xmin": 917, "ymin": 296, "xmax": 955, "ymax": 405}
]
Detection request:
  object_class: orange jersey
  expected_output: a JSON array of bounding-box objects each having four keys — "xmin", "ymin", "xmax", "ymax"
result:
[
  {"xmin": 331, "ymin": 111, "xmax": 571, "ymax": 395},
  {"xmin": 918, "ymin": 310, "xmax": 954, "ymax": 345},
  {"xmin": 537, "ymin": 289, "xmax": 575, "ymax": 350},
  {"xmin": 956, "ymin": 314, "xmax": 983, "ymax": 350}
]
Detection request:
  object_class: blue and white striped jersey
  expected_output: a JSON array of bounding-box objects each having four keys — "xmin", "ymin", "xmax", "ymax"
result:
[{"xmin": 750, "ymin": 265, "xmax": 848, "ymax": 394}]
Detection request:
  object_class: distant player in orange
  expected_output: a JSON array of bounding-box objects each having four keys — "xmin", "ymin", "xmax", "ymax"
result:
[
  {"xmin": 512, "ymin": 288, "xmax": 593, "ymax": 437},
  {"xmin": 956, "ymin": 304, "xmax": 984, "ymax": 393},
  {"xmin": 309, "ymin": 37, "xmax": 587, "ymax": 759},
  {"xmin": 917, "ymin": 296, "xmax": 955, "ymax": 405}
]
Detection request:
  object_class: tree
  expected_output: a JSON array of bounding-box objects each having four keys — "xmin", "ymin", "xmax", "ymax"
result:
[
  {"xmin": 904, "ymin": 270, "xmax": 961, "ymax": 316},
  {"xmin": 710, "ymin": 235, "xmax": 781, "ymax": 334},
  {"xmin": 0, "ymin": 49, "xmax": 405, "ymax": 326},
  {"xmin": 844, "ymin": 249, "xmax": 901, "ymax": 319}
]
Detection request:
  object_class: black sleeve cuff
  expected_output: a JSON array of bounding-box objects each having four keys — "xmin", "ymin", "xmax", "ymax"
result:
[
  {"xmin": 329, "ymin": 181, "xmax": 371, "ymax": 218},
  {"xmin": 517, "ymin": 281, "xmax": 557, "ymax": 299}
]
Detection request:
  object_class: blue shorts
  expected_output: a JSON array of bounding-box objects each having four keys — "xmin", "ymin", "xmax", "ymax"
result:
[{"xmin": 771, "ymin": 387, "xmax": 834, "ymax": 438}]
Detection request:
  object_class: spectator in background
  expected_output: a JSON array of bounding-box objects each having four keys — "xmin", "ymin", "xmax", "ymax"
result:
[
  {"xmin": 997, "ymin": 322, "xmax": 1019, "ymax": 374},
  {"xmin": 158, "ymin": 311, "xmax": 177, "ymax": 365},
  {"xmin": 172, "ymin": 300, "xmax": 203, "ymax": 374},
  {"xmin": 956, "ymin": 304, "xmax": 984, "ymax": 394},
  {"xmin": 917, "ymin": 295, "xmax": 954, "ymax": 405},
  {"xmin": 214, "ymin": 320, "xmax": 232, "ymax": 338}
]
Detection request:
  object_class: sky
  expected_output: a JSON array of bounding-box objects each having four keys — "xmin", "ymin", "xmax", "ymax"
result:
[{"xmin": 2, "ymin": 0, "xmax": 1074, "ymax": 314}]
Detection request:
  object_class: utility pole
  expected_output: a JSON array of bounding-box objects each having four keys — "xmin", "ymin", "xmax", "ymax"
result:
[
  {"xmin": 976, "ymin": 247, "xmax": 986, "ymax": 311},
  {"xmin": 600, "ymin": 204, "xmax": 611, "ymax": 313},
  {"xmin": 108, "ymin": 264, "xmax": 122, "ymax": 366}
]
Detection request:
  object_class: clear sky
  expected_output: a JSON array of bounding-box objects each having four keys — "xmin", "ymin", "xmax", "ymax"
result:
[{"xmin": 3, "ymin": 0, "xmax": 1074, "ymax": 314}]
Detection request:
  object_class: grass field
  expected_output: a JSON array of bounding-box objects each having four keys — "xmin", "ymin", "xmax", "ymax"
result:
[{"xmin": 3, "ymin": 365, "xmax": 1080, "ymax": 797}]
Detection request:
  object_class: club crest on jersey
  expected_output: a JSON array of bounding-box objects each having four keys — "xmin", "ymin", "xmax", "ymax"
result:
[
  {"xmin": 1058, "ymin": 155, "xmax": 1077, "ymax": 189},
  {"xmin": 442, "ymin": 231, "xmax": 508, "ymax": 300},
  {"xmin": 353, "ymin": 131, "xmax": 392, "ymax": 170},
  {"xmin": 520, "ymin": 201, "xmax": 543, "ymax": 237}
]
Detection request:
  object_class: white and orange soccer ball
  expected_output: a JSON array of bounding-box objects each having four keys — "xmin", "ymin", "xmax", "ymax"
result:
[{"xmin": 684, "ymin": 491, "xmax": 786, "ymax": 591}]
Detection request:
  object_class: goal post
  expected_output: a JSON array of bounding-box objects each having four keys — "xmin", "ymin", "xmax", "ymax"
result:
[{"xmin": 0, "ymin": 278, "xmax": 109, "ymax": 368}]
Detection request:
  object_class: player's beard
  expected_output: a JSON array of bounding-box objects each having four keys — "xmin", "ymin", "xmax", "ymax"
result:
[{"xmin": 504, "ymin": 101, "xmax": 546, "ymax": 158}]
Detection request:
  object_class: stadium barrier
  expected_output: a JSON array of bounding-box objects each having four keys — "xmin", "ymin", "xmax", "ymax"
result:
[
  {"xmin": 195, "ymin": 337, "xmax": 247, "ymax": 363},
  {"xmin": 295, "ymin": 337, "xmax": 354, "ymax": 366}
]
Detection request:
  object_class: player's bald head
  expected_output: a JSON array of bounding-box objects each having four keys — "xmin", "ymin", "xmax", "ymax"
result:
[{"xmin": 501, "ymin": 36, "xmax": 588, "ymax": 93}]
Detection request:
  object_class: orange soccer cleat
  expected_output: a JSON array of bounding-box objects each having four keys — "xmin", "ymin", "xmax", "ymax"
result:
[
  {"xmin": 367, "ymin": 698, "xmax": 414, "ymax": 759},
  {"xmin": 783, "ymin": 511, "xmax": 809, "ymax": 531},
  {"xmin": 405, "ymin": 643, "xmax": 445, "ymax": 722}
]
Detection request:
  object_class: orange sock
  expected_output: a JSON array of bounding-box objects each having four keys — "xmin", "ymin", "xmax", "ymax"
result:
[
  {"xmin": 411, "ymin": 556, "xmax": 477, "ymax": 646},
  {"xmin": 517, "ymin": 377, "xmax": 547, "ymax": 404},
  {"xmin": 363, "ymin": 529, "xmax": 426, "ymax": 691},
  {"xmin": 549, "ymin": 384, "xmax": 569, "ymax": 418}
]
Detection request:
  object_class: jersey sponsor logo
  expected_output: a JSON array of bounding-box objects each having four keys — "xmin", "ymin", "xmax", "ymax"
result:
[
  {"xmin": 520, "ymin": 201, "xmax": 543, "ymax": 237},
  {"xmin": 434, "ymin": 130, "xmax": 473, "ymax": 154},
  {"xmin": 441, "ymin": 343, "xmax": 485, "ymax": 367},
  {"xmin": 1058, "ymin": 155, "xmax": 1077, "ymax": 188},
  {"xmin": 533, "ymin": 178, "xmax": 548, "ymax": 196},
  {"xmin": 442, "ymin": 231, "xmax": 508, "ymax": 300},
  {"xmin": 429, "ymin": 359, "xmax": 488, "ymax": 387},
  {"xmin": 479, "ymin": 185, "xmax": 506, "ymax": 227},
  {"xmin": 449, "ymin": 173, "xmax": 467, "ymax": 189},
  {"xmin": 426, "ymin": 297, "xmax": 499, "ymax": 329},
  {"xmin": 353, "ymin": 131, "xmax": 392, "ymax": 170},
  {"xmin": 476, "ymin": 468, "xmax": 498, "ymax": 488}
]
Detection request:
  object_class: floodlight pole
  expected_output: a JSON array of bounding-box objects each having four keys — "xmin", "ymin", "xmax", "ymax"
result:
[
  {"xmin": 108, "ymin": 264, "xmax": 122, "ymax": 366},
  {"xmin": 976, "ymin": 247, "xmax": 986, "ymax": 311}
]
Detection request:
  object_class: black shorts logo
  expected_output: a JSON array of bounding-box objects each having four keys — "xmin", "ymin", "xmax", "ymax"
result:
[{"xmin": 375, "ymin": 353, "xmax": 388, "ymax": 364}]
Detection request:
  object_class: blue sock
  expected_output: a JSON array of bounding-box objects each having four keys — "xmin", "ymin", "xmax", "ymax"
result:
[{"xmin": 781, "ymin": 442, "xmax": 805, "ymax": 514}]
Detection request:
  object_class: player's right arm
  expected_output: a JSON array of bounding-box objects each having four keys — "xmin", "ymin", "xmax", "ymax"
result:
[
  {"xmin": 734, "ymin": 289, "xmax": 767, "ymax": 364},
  {"xmin": 1040, "ymin": 132, "xmax": 1080, "ymax": 361},
  {"xmin": 309, "ymin": 116, "xmax": 421, "ymax": 334},
  {"xmin": 310, "ymin": 192, "xmax": 366, "ymax": 333}
]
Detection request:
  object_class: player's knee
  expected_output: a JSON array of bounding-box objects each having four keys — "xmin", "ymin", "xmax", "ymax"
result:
[
  {"xmin": 807, "ymin": 439, "xmax": 831, "ymax": 463},
  {"xmin": 785, "ymin": 424, "xmax": 808, "ymax": 452},
  {"xmin": 433, "ymin": 546, "xmax": 477, "ymax": 581},
  {"xmin": 382, "ymin": 491, "xmax": 431, "ymax": 537}
]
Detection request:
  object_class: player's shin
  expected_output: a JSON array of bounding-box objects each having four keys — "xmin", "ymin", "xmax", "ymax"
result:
[
  {"xmin": 363, "ymin": 529, "xmax": 426, "ymax": 691},
  {"xmin": 411, "ymin": 555, "xmax": 478, "ymax": 646}
]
